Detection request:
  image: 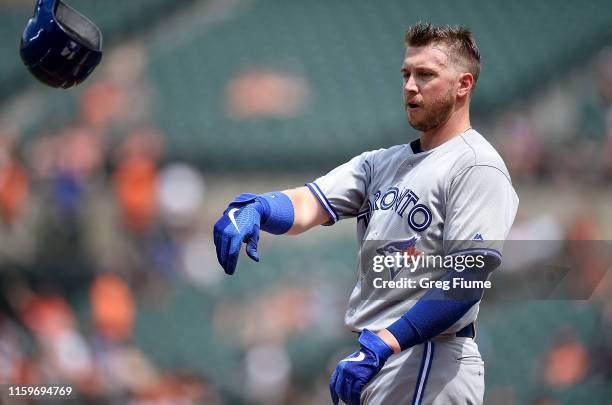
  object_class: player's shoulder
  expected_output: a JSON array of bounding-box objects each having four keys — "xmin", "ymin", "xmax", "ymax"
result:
[
  {"xmin": 355, "ymin": 144, "xmax": 408, "ymax": 170},
  {"xmin": 451, "ymin": 129, "xmax": 511, "ymax": 180},
  {"xmin": 361, "ymin": 144, "xmax": 407, "ymax": 162},
  {"xmin": 363, "ymin": 143, "xmax": 407, "ymax": 157}
]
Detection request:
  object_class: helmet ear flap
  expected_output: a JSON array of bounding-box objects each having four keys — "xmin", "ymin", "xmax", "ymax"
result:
[{"xmin": 19, "ymin": 0, "xmax": 103, "ymax": 88}]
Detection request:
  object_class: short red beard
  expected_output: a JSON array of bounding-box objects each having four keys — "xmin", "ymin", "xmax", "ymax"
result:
[{"xmin": 407, "ymin": 88, "xmax": 456, "ymax": 132}]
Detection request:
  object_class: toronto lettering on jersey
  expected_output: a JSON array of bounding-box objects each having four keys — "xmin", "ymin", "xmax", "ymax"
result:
[{"xmin": 359, "ymin": 186, "xmax": 433, "ymax": 231}]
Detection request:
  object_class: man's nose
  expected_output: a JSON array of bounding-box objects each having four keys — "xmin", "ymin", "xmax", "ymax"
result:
[{"xmin": 404, "ymin": 75, "xmax": 418, "ymax": 94}]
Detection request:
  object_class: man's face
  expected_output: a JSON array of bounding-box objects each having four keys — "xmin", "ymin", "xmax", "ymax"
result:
[{"xmin": 401, "ymin": 43, "xmax": 459, "ymax": 132}]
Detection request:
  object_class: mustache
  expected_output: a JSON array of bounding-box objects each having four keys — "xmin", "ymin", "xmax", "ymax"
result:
[
  {"xmin": 404, "ymin": 96, "xmax": 423, "ymax": 106},
  {"xmin": 405, "ymin": 100, "xmax": 423, "ymax": 108}
]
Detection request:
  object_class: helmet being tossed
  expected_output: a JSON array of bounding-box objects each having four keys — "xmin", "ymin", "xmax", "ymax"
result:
[{"xmin": 20, "ymin": 0, "xmax": 103, "ymax": 88}]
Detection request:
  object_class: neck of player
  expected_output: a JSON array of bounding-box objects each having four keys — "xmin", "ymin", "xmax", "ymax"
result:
[{"xmin": 420, "ymin": 97, "xmax": 471, "ymax": 151}]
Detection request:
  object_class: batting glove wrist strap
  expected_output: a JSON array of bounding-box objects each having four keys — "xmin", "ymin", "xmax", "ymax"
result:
[
  {"xmin": 359, "ymin": 329, "xmax": 394, "ymax": 364},
  {"xmin": 225, "ymin": 192, "xmax": 294, "ymax": 235},
  {"xmin": 329, "ymin": 329, "xmax": 393, "ymax": 405},
  {"xmin": 256, "ymin": 192, "xmax": 294, "ymax": 235}
]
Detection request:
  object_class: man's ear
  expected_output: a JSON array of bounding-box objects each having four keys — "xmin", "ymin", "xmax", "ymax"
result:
[{"xmin": 457, "ymin": 72, "xmax": 474, "ymax": 98}]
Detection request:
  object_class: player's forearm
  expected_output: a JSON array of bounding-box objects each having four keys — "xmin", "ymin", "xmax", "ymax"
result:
[
  {"xmin": 380, "ymin": 298, "xmax": 478, "ymax": 353},
  {"xmin": 381, "ymin": 264, "xmax": 488, "ymax": 352},
  {"xmin": 282, "ymin": 187, "xmax": 330, "ymax": 235},
  {"xmin": 377, "ymin": 329, "xmax": 402, "ymax": 354}
]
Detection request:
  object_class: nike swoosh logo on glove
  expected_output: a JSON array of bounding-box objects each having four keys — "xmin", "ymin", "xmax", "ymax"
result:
[
  {"xmin": 340, "ymin": 352, "xmax": 365, "ymax": 362},
  {"xmin": 228, "ymin": 208, "xmax": 240, "ymax": 232}
]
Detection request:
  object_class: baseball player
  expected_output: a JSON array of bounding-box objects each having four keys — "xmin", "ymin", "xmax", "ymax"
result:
[{"xmin": 214, "ymin": 23, "xmax": 518, "ymax": 404}]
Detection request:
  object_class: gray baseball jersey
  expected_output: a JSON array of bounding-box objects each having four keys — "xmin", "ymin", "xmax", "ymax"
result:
[{"xmin": 307, "ymin": 129, "xmax": 519, "ymax": 333}]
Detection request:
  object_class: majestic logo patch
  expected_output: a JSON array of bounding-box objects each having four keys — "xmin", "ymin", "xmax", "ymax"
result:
[{"xmin": 472, "ymin": 233, "xmax": 484, "ymax": 241}]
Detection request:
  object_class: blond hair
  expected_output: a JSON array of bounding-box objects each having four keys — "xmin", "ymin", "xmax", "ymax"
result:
[{"xmin": 405, "ymin": 22, "xmax": 481, "ymax": 85}]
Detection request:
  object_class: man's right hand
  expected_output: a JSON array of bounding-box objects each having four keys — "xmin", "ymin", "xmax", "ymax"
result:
[
  {"xmin": 213, "ymin": 193, "xmax": 264, "ymax": 275},
  {"xmin": 213, "ymin": 188, "xmax": 323, "ymax": 274}
]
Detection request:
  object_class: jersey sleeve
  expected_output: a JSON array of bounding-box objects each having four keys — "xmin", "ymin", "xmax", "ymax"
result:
[
  {"xmin": 306, "ymin": 151, "xmax": 373, "ymax": 225},
  {"xmin": 443, "ymin": 165, "xmax": 519, "ymax": 259}
]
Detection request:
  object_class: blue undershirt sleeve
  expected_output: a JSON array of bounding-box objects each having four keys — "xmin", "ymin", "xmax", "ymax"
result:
[{"xmin": 386, "ymin": 255, "xmax": 495, "ymax": 351}]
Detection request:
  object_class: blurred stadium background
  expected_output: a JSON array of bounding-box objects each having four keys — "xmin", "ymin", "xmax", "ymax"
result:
[{"xmin": 1, "ymin": 0, "xmax": 612, "ymax": 403}]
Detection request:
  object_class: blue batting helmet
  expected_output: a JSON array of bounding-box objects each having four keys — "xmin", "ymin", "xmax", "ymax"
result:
[{"xmin": 20, "ymin": 0, "xmax": 103, "ymax": 88}]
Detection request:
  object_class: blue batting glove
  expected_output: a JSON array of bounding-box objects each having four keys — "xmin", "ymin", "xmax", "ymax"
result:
[
  {"xmin": 329, "ymin": 329, "xmax": 394, "ymax": 405},
  {"xmin": 213, "ymin": 193, "xmax": 267, "ymax": 275}
]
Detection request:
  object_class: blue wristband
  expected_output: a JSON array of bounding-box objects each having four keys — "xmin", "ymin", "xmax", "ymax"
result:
[{"xmin": 256, "ymin": 192, "xmax": 294, "ymax": 235}]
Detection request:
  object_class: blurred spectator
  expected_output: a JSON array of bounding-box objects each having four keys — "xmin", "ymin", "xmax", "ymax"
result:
[
  {"xmin": 181, "ymin": 231, "xmax": 223, "ymax": 289},
  {"xmin": 214, "ymin": 284, "xmax": 321, "ymax": 346},
  {"xmin": 0, "ymin": 150, "xmax": 28, "ymax": 226},
  {"xmin": 128, "ymin": 370, "xmax": 221, "ymax": 405},
  {"xmin": 114, "ymin": 156, "xmax": 159, "ymax": 234},
  {"xmin": 90, "ymin": 273, "xmax": 135, "ymax": 343},
  {"xmin": 96, "ymin": 343, "xmax": 159, "ymax": 398},
  {"xmin": 158, "ymin": 162, "xmax": 205, "ymax": 230},
  {"xmin": 55, "ymin": 125, "xmax": 104, "ymax": 180},
  {"xmin": 112, "ymin": 126, "xmax": 164, "ymax": 234},
  {"xmin": 18, "ymin": 289, "xmax": 98, "ymax": 390},
  {"xmin": 245, "ymin": 343, "xmax": 291, "ymax": 404},
  {"xmin": 564, "ymin": 215, "xmax": 610, "ymax": 299},
  {"xmin": 0, "ymin": 129, "xmax": 28, "ymax": 226},
  {"xmin": 80, "ymin": 81, "xmax": 127, "ymax": 129},
  {"xmin": 0, "ymin": 313, "xmax": 26, "ymax": 383},
  {"xmin": 530, "ymin": 395, "xmax": 561, "ymax": 405},
  {"xmin": 225, "ymin": 68, "xmax": 311, "ymax": 120},
  {"xmin": 594, "ymin": 47, "xmax": 612, "ymax": 104},
  {"xmin": 80, "ymin": 41, "xmax": 151, "ymax": 130},
  {"xmin": 498, "ymin": 110, "xmax": 544, "ymax": 179},
  {"xmin": 538, "ymin": 326, "xmax": 589, "ymax": 389},
  {"xmin": 590, "ymin": 300, "xmax": 612, "ymax": 381},
  {"xmin": 504, "ymin": 215, "xmax": 564, "ymax": 273}
]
